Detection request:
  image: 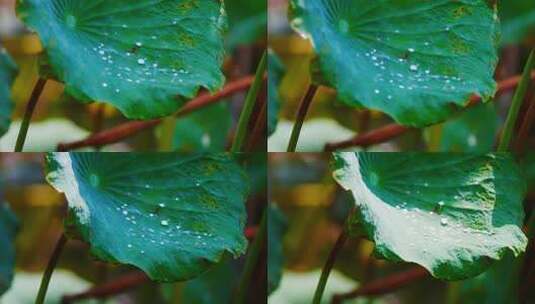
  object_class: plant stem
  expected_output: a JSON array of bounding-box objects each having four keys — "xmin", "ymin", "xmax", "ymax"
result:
[
  {"xmin": 246, "ymin": 96, "xmax": 267, "ymax": 152},
  {"xmin": 312, "ymin": 228, "xmax": 348, "ymax": 304},
  {"xmin": 332, "ymin": 266, "xmax": 428, "ymax": 304},
  {"xmin": 514, "ymin": 94, "xmax": 535, "ymax": 154},
  {"xmin": 324, "ymin": 71, "xmax": 535, "ymax": 150},
  {"xmin": 231, "ymin": 51, "xmax": 267, "ymax": 153},
  {"xmin": 158, "ymin": 116, "xmax": 176, "ymax": 151},
  {"xmin": 287, "ymin": 84, "xmax": 318, "ymax": 152},
  {"xmin": 234, "ymin": 210, "xmax": 267, "ymax": 304},
  {"xmin": 15, "ymin": 78, "xmax": 47, "ymax": 152},
  {"xmin": 35, "ymin": 233, "xmax": 67, "ymax": 304},
  {"xmin": 498, "ymin": 49, "xmax": 535, "ymax": 152},
  {"xmin": 57, "ymin": 75, "xmax": 257, "ymax": 151}
]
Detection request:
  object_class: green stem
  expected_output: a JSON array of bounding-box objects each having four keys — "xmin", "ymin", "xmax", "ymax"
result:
[
  {"xmin": 35, "ymin": 233, "xmax": 67, "ymax": 304},
  {"xmin": 234, "ymin": 210, "xmax": 267, "ymax": 304},
  {"xmin": 15, "ymin": 78, "xmax": 47, "ymax": 152},
  {"xmin": 158, "ymin": 116, "xmax": 177, "ymax": 151},
  {"xmin": 498, "ymin": 49, "xmax": 535, "ymax": 152},
  {"xmin": 312, "ymin": 228, "xmax": 348, "ymax": 304},
  {"xmin": 231, "ymin": 51, "xmax": 267, "ymax": 153},
  {"xmin": 287, "ymin": 84, "xmax": 318, "ymax": 152}
]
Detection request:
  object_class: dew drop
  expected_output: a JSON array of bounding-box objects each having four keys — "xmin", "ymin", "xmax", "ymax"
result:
[
  {"xmin": 127, "ymin": 244, "xmax": 132, "ymax": 248},
  {"xmin": 468, "ymin": 134, "xmax": 477, "ymax": 147},
  {"xmin": 440, "ymin": 218, "xmax": 448, "ymax": 226},
  {"xmin": 137, "ymin": 59, "xmax": 146, "ymax": 65},
  {"xmin": 409, "ymin": 64, "xmax": 418, "ymax": 71},
  {"xmin": 161, "ymin": 220, "xmax": 169, "ymax": 226},
  {"xmin": 159, "ymin": 203, "xmax": 166, "ymax": 208},
  {"xmin": 135, "ymin": 42, "xmax": 143, "ymax": 47}
]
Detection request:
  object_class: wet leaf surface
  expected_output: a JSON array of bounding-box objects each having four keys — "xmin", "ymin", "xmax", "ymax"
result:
[
  {"xmin": 333, "ymin": 153, "xmax": 527, "ymax": 280},
  {"xmin": 289, "ymin": 0, "xmax": 499, "ymax": 127},
  {"xmin": 45, "ymin": 153, "xmax": 248, "ymax": 282},
  {"xmin": 17, "ymin": 0, "xmax": 227, "ymax": 119}
]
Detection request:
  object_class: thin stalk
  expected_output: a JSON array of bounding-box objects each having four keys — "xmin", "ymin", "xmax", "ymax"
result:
[
  {"xmin": 287, "ymin": 84, "xmax": 318, "ymax": 152},
  {"xmin": 15, "ymin": 78, "xmax": 47, "ymax": 152},
  {"xmin": 514, "ymin": 94, "xmax": 535, "ymax": 154},
  {"xmin": 498, "ymin": 49, "xmax": 535, "ymax": 152},
  {"xmin": 158, "ymin": 116, "xmax": 177, "ymax": 151},
  {"xmin": 234, "ymin": 210, "xmax": 267, "ymax": 304},
  {"xmin": 35, "ymin": 233, "xmax": 67, "ymax": 304},
  {"xmin": 312, "ymin": 228, "xmax": 348, "ymax": 304},
  {"xmin": 231, "ymin": 51, "xmax": 267, "ymax": 153},
  {"xmin": 246, "ymin": 95, "xmax": 267, "ymax": 152}
]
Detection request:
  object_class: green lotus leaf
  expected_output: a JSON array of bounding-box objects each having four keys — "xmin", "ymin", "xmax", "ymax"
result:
[
  {"xmin": 332, "ymin": 153, "xmax": 527, "ymax": 280},
  {"xmin": 268, "ymin": 204, "xmax": 287, "ymax": 294},
  {"xmin": 0, "ymin": 48, "xmax": 17, "ymax": 137},
  {"xmin": 45, "ymin": 153, "xmax": 248, "ymax": 282},
  {"xmin": 0, "ymin": 203, "xmax": 19, "ymax": 296},
  {"xmin": 17, "ymin": 0, "xmax": 227, "ymax": 119},
  {"xmin": 268, "ymin": 51, "xmax": 285, "ymax": 137},
  {"xmin": 289, "ymin": 0, "xmax": 499, "ymax": 127}
]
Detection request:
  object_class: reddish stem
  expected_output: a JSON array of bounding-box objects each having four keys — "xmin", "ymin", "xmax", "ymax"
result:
[
  {"xmin": 514, "ymin": 92, "xmax": 535, "ymax": 154},
  {"xmin": 326, "ymin": 72, "xmax": 535, "ymax": 150},
  {"xmin": 325, "ymin": 124, "xmax": 411, "ymax": 151},
  {"xmin": 57, "ymin": 76, "xmax": 258, "ymax": 151},
  {"xmin": 60, "ymin": 226, "xmax": 258, "ymax": 303},
  {"xmin": 61, "ymin": 272, "xmax": 148, "ymax": 303},
  {"xmin": 331, "ymin": 267, "xmax": 429, "ymax": 304},
  {"xmin": 246, "ymin": 97, "xmax": 267, "ymax": 152}
]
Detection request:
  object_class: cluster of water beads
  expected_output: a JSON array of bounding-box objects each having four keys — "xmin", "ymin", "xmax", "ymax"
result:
[
  {"xmin": 90, "ymin": 41, "xmax": 193, "ymax": 94},
  {"xmin": 398, "ymin": 198, "xmax": 497, "ymax": 237},
  {"xmin": 365, "ymin": 48, "xmax": 466, "ymax": 98},
  {"xmin": 115, "ymin": 199, "xmax": 222, "ymax": 255}
]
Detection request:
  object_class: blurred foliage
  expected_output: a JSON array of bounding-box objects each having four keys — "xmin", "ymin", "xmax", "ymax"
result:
[
  {"xmin": 226, "ymin": 0, "xmax": 267, "ymax": 50},
  {"xmin": 2, "ymin": 270, "xmax": 117, "ymax": 304},
  {"xmin": 0, "ymin": 119, "xmax": 90, "ymax": 152},
  {"xmin": 269, "ymin": 270, "xmax": 382, "ymax": 304},
  {"xmin": 164, "ymin": 102, "xmax": 232, "ymax": 152},
  {"xmin": 268, "ymin": 204, "xmax": 287, "ymax": 294},
  {"xmin": 500, "ymin": 0, "xmax": 535, "ymax": 46},
  {"xmin": 424, "ymin": 102, "xmax": 500, "ymax": 152},
  {"xmin": 268, "ymin": 50, "xmax": 284, "ymax": 136},
  {"xmin": 269, "ymin": 119, "xmax": 357, "ymax": 152},
  {"xmin": 0, "ymin": 203, "xmax": 18, "ymax": 296}
]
